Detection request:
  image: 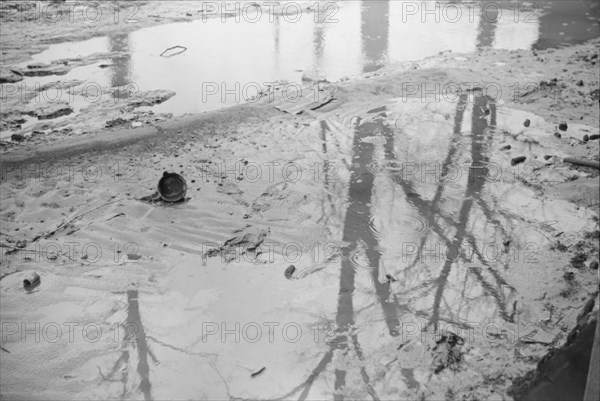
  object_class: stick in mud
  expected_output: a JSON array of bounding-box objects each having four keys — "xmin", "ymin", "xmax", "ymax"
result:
[{"xmin": 563, "ymin": 157, "xmax": 600, "ymax": 170}]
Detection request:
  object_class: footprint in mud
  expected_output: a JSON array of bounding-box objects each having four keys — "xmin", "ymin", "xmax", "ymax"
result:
[{"xmin": 251, "ymin": 182, "xmax": 290, "ymax": 213}]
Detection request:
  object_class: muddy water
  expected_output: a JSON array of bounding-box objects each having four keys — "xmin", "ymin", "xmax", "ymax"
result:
[
  {"xmin": 1, "ymin": 93, "xmax": 598, "ymax": 399},
  {"xmin": 13, "ymin": 0, "xmax": 599, "ymax": 118}
]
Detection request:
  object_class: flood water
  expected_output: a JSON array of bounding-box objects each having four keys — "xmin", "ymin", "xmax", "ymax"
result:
[{"xmin": 16, "ymin": 0, "xmax": 600, "ymax": 116}]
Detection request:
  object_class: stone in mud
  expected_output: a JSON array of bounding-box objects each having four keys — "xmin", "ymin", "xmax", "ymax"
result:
[
  {"xmin": 524, "ymin": 119, "xmax": 531, "ymax": 127},
  {"xmin": 583, "ymin": 134, "xmax": 589, "ymax": 142},
  {"xmin": 511, "ymin": 156, "xmax": 527, "ymax": 166},
  {"xmin": 0, "ymin": 114, "xmax": 26, "ymax": 131},
  {"xmin": 0, "ymin": 67, "xmax": 23, "ymax": 83},
  {"xmin": 590, "ymin": 261, "xmax": 599, "ymax": 270},
  {"xmin": 500, "ymin": 144, "xmax": 511, "ymax": 151},
  {"xmin": 559, "ymin": 122, "xmax": 568, "ymax": 132},
  {"xmin": 10, "ymin": 133, "xmax": 25, "ymax": 142},
  {"xmin": 577, "ymin": 80, "xmax": 584, "ymax": 86},
  {"xmin": 554, "ymin": 132, "xmax": 562, "ymax": 138},
  {"xmin": 589, "ymin": 134, "xmax": 600, "ymax": 140},
  {"xmin": 284, "ymin": 265, "xmax": 295, "ymax": 279},
  {"xmin": 25, "ymin": 102, "xmax": 73, "ymax": 120},
  {"xmin": 432, "ymin": 333, "xmax": 464, "ymax": 373}
]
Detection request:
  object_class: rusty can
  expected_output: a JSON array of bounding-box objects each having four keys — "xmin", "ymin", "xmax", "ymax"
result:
[{"xmin": 157, "ymin": 172, "xmax": 187, "ymax": 202}]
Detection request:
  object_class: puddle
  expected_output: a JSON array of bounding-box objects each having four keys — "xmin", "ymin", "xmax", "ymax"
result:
[
  {"xmin": 1, "ymin": 93, "xmax": 598, "ymax": 399},
  {"xmin": 6, "ymin": 0, "xmax": 598, "ymax": 120}
]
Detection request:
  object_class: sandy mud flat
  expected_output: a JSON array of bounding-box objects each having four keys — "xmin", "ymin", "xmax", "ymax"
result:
[{"xmin": 1, "ymin": 1, "xmax": 599, "ymax": 400}]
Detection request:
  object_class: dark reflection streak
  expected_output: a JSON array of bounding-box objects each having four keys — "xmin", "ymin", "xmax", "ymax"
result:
[
  {"xmin": 475, "ymin": 6, "xmax": 498, "ymax": 49},
  {"xmin": 361, "ymin": 0, "xmax": 389, "ymax": 73},
  {"xmin": 108, "ymin": 33, "xmax": 131, "ymax": 88},
  {"xmin": 274, "ymin": 15, "xmax": 280, "ymax": 72},
  {"xmin": 428, "ymin": 95, "xmax": 496, "ymax": 327},
  {"xmin": 126, "ymin": 290, "xmax": 152, "ymax": 401},
  {"xmin": 385, "ymin": 94, "xmax": 513, "ymax": 328},
  {"xmin": 313, "ymin": 19, "xmax": 325, "ymax": 71}
]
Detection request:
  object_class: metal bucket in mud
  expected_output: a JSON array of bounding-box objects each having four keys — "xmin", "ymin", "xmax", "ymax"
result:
[{"xmin": 157, "ymin": 172, "xmax": 187, "ymax": 202}]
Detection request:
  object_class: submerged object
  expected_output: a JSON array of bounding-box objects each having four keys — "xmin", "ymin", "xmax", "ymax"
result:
[{"xmin": 157, "ymin": 172, "xmax": 187, "ymax": 202}]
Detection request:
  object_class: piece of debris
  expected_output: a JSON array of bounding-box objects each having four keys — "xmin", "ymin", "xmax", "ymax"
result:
[
  {"xmin": 563, "ymin": 157, "xmax": 600, "ymax": 170},
  {"xmin": 511, "ymin": 156, "xmax": 527, "ymax": 166},
  {"xmin": 23, "ymin": 272, "xmax": 40, "ymax": 289},
  {"xmin": 251, "ymin": 367, "xmax": 266, "ymax": 377},
  {"xmin": 524, "ymin": 119, "xmax": 531, "ymax": 127},
  {"xmin": 385, "ymin": 274, "xmax": 397, "ymax": 283},
  {"xmin": 284, "ymin": 265, "xmax": 296, "ymax": 279},
  {"xmin": 558, "ymin": 122, "xmax": 568, "ymax": 131},
  {"xmin": 432, "ymin": 333, "xmax": 465, "ymax": 373},
  {"xmin": 160, "ymin": 46, "xmax": 188, "ymax": 58},
  {"xmin": 205, "ymin": 231, "xmax": 267, "ymax": 262}
]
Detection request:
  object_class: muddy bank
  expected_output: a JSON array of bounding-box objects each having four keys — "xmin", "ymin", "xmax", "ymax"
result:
[{"xmin": 509, "ymin": 294, "xmax": 598, "ymax": 401}]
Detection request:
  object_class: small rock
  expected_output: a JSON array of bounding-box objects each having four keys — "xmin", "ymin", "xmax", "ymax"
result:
[
  {"xmin": 284, "ymin": 265, "xmax": 296, "ymax": 279},
  {"xmin": 544, "ymin": 155, "xmax": 553, "ymax": 160},
  {"xmin": 577, "ymin": 80, "xmax": 584, "ymax": 86},
  {"xmin": 590, "ymin": 261, "xmax": 599, "ymax": 270},
  {"xmin": 583, "ymin": 134, "xmax": 589, "ymax": 142},
  {"xmin": 554, "ymin": 132, "xmax": 562, "ymax": 138},
  {"xmin": 589, "ymin": 134, "xmax": 600, "ymax": 141},
  {"xmin": 11, "ymin": 133, "xmax": 25, "ymax": 142},
  {"xmin": 558, "ymin": 122, "xmax": 568, "ymax": 132},
  {"xmin": 524, "ymin": 119, "xmax": 531, "ymax": 127},
  {"xmin": 511, "ymin": 156, "xmax": 526, "ymax": 166},
  {"xmin": 500, "ymin": 144, "xmax": 511, "ymax": 151}
]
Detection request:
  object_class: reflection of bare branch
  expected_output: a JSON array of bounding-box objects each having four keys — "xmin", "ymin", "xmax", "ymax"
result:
[{"xmin": 384, "ymin": 94, "xmax": 517, "ymax": 328}]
